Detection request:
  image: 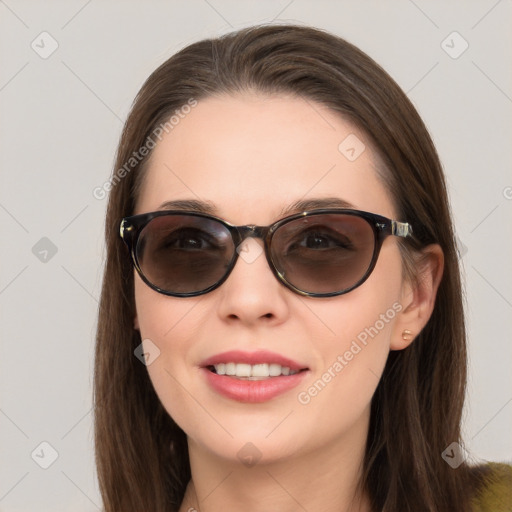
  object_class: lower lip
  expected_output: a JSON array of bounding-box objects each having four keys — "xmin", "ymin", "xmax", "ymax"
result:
[{"xmin": 202, "ymin": 368, "xmax": 309, "ymax": 403}]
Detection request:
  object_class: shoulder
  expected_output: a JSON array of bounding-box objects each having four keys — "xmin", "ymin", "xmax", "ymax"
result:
[{"xmin": 469, "ymin": 462, "xmax": 512, "ymax": 511}]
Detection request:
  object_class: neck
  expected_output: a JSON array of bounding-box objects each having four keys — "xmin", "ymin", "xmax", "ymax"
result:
[{"xmin": 178, "ymin": 418, "xmax": 371, "ymax": 512}]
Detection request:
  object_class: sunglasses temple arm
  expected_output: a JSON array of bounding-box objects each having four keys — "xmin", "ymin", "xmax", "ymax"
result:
[
  {"xmin": 119, "ymin": 220, "xmax": 137, "ymax": 250},
  {"xmin": 391, "ymin": 220, "xmax": 412, "ymax": 238}
]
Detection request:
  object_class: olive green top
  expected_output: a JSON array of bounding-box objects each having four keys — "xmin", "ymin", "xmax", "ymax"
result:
[{"xmin": 471, "ymin": 463, "xmax": 512, "ymax": 511}]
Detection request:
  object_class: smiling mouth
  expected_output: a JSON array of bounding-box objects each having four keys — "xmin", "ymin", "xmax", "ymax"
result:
[{"xmin": 207, "ymin": 363, "xmax": 309, "ymax": 380}]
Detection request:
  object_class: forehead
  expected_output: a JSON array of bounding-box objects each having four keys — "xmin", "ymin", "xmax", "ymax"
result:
[{"xmin": 135, "ymin": 93, "xmax": 395, "ymax": 222}]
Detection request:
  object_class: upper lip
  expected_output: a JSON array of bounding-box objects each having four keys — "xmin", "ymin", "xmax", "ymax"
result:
[{"xmin": 200, "ymin": 350, "xmax": 308, "ymax": 371}]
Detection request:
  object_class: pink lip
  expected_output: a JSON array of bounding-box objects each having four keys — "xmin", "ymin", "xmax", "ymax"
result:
[
  {"xmin": 202, "ymin": 369, "xmax": 309, "ymax": 402},
  {"xmin": 200, "ymin": 350, "xmax": 310, "ymax": 403},
  {"xmin": 200, "ymin": 350, "xmax": 307, "ymax": 371}
]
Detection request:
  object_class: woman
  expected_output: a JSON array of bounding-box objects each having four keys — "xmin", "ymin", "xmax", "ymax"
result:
[{"xmin": 94, "ymin": 24, "xmax": 510, "ymax": 511}]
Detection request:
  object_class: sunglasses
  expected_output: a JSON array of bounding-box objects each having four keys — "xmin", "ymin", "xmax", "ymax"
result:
[{"xmin": 120, "ymin": 209, "xmax": 412, "ymax": 298}]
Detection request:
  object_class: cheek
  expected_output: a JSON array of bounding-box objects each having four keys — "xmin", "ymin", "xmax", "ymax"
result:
[
  {"xmin": 294, "ymin": 246, "xmax": 403, "ymax": 432},
  {"xmin": 134, "ymin": 275, "xmax": 202, "ymax": 427},
  {"xmin": 297, "ymin": 297, "xmax": 399, "ymax": 414}
]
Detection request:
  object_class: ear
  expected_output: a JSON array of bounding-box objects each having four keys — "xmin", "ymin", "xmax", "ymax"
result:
[{"xmin": 390, "ymin": 244, "xmax": 444, "ymax": 350}]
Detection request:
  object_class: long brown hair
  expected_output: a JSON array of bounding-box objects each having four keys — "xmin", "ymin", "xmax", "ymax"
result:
[{"xmin": 94, "ymin": 24, "xmax": 474, "ymax": 511}]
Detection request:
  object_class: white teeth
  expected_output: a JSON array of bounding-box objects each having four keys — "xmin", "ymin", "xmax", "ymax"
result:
[
  {"xmin": 252, "ymin": 364, "xmax": 269, "ymax": 377},
  {"xmin": 269, "ymin": 363, "xmax": 281, "ymax": 376},
  {"xmin": 225, "ymin": 362, "xmax": 236, "ymax": 376},
  {"xmin": 212, "ymin": 362, "xmax": 299, "ymax": 378},
  {"xmin": 236, "ymin": 363, "xmax": 252, "ymax": 377}
]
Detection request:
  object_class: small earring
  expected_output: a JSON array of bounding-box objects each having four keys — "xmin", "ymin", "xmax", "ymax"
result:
[{"xmin": 402, "ymin": 329, "xmax": 413, "ymax": 341}]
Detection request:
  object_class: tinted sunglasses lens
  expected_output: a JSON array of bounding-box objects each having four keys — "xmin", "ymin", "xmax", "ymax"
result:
[
  {"xmin": 136, "ymin": 215, "xmax": 234, "ymax": 294},
  {"xmin": 271, "ymin": 214, "xmax": 376, "ymax": 294}
]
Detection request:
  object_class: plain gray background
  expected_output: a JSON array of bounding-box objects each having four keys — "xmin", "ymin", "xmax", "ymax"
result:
[{"xmin": 1, "ymin": 1, "xmax": 511, "ymax": 510}]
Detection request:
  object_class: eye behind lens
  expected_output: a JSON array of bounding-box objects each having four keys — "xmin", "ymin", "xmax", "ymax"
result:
[
  {"xmin": 135, "ymin": 214, "xmax": 236, "ymax": 295},
  {"xmin": 271, "ymin": 214, "xmax": 376, "ymax": 295}
]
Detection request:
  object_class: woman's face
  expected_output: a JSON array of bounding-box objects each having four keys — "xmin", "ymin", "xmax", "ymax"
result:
[{"xmin": 133, "ymin": 93, "xmax": 409, "ymax": 466}]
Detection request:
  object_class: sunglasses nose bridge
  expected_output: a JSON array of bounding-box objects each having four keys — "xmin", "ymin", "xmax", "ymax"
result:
[
  {"xmin": 236, "ymin": 225, "xmax": 267, "ymax": 243},
  {"xmin": 231, "ymin": 225, "xmax": 271, "ymax": 265}
]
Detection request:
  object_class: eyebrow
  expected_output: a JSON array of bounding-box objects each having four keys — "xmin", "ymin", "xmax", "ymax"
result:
[
  {"xmin": 157, "ymin": 197, "xmax": 356, "ymax": 218},
  {"xmin": 279, "ymin": 197, "xmax": 355, "ymax": 216},
  {"xmin": 158, "ymin": 199, "xmax": 218, "ymax": 215}
]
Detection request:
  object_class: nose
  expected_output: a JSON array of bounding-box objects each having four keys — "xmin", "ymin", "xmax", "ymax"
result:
[{"xmin": 215, "ymin": 236, "xmax": 290, "ymax": 326}]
